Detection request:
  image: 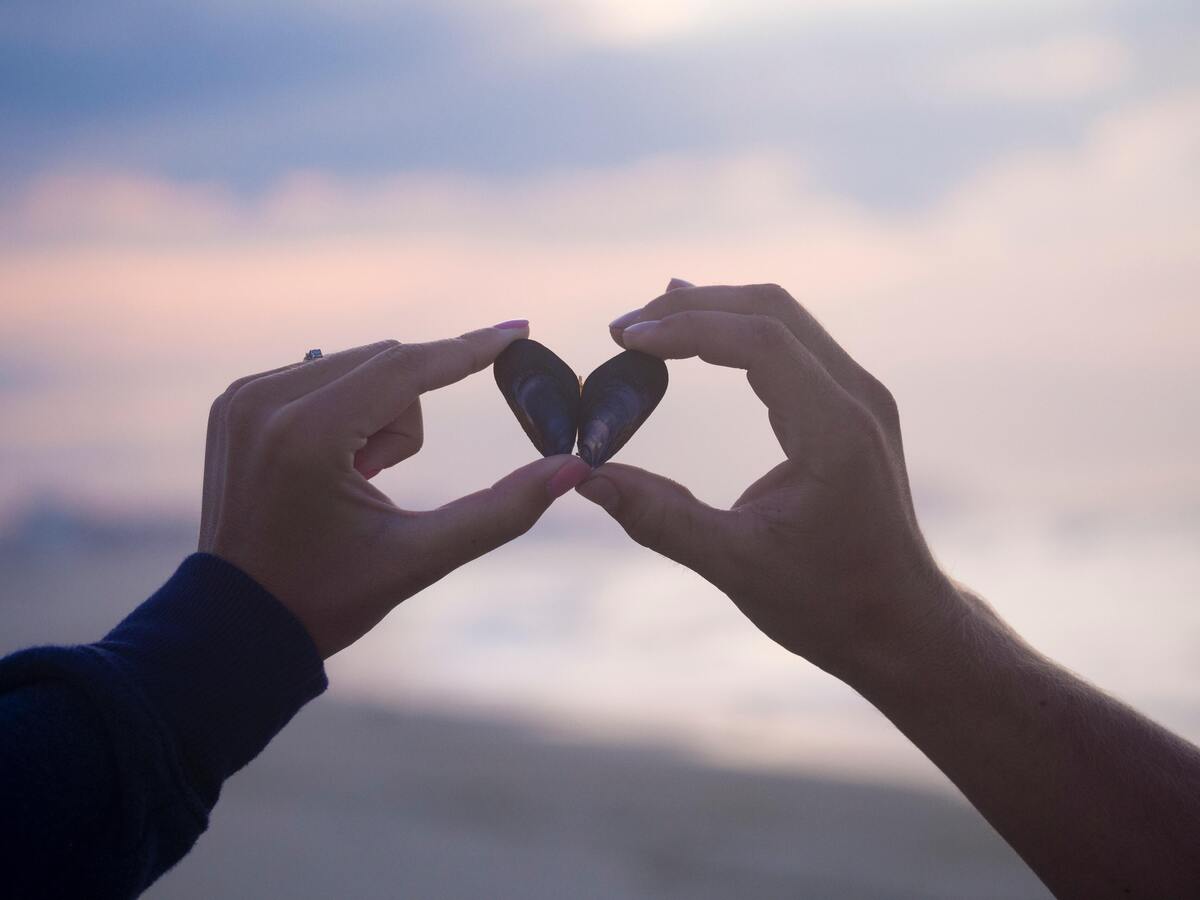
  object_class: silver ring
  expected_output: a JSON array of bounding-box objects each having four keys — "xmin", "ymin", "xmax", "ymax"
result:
[{"xmin": 303, "ymin": 348, "xmax": 323, "ymax": 361}]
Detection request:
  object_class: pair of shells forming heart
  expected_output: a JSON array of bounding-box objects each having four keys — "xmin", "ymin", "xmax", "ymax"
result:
[{"xmin": 493, "ymin": 339, "xmax": 668, "ymax": 467}]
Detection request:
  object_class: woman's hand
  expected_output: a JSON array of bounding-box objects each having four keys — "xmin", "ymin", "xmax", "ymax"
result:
[
  {"xmin": 581, "ymin": 282, "xmax": 957, "ymax": 682},
  {"xmin": 200, "ymin": 324, "xmax": 591, "ymax": 658}
]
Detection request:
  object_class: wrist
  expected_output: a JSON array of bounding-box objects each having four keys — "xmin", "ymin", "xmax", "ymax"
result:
[
  {"xmin": 96, "ymin": 554, "xmax": 328, "ymax": 804},
  {"xmin": 832, "ymin": 571, "xmax": 984, "ymax": 698},
  {"xmin": 844, "ymin": 575, "xmax": 1033, "ymax": 717}
]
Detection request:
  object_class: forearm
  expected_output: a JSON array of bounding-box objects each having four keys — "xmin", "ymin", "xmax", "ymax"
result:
[
  {"xmin": 850, "ymin": 586, "xmax": 1200, "ymax": 899},
  {"xmin": 588, "ymin": 281, "xmax": 1200, "ymax": 894},
  {"xmin": 0, "ymin": 643, "xmax": 207, "ymax": 898},
  {"xmin": 0, "ymin": 679, "xmax": 134, "ymax": 898},
  {"xmin": 0, "ymin": 555, "xmax": 327, "ymax": 898}
]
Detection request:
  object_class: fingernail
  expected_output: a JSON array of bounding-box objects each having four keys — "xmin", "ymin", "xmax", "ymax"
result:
[
  {"xmin": 546, "ymin": 457, "xmax": 591, "ymax": 499},
  {"xmin": 608, "ymin": 309, "xmax": 643, "ymax": 331},
  {"xmin": 667, "ymin": 277, "xmax": 694, "ymax": 291},
  {"xmin": 621, "ymin": 320, "xmax": 660, "ymax": 338},
  {"xmin": 575, "ymin": 474, "xmax": 620, "ymax": 513},
  {"xmin": 493, "ymin": 319, "xmax": 529, "ymax": 330}
]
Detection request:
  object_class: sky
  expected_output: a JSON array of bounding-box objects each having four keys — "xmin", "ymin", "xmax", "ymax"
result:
[
  {"xmin": 2, "ymin": 0, "xmax": 1195, "ymax": 201},
  {"xmin": 1, "ymin": 0, "xmax": 1199, "ymax": 781},
  {"xmin": 2, "ymin": 0, "xmax": 1198, "ymax": 523}
]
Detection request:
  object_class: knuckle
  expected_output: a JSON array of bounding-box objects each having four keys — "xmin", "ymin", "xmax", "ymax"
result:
[
  {"xmin": 384, "ymin": 341, "xmax": 424, "ymax": 377},
  {"xmin": 862, "ymin": 373, "xmax": 900, "ymax": 426},
  {"xmin": 624, "ymin": 489, "xmax": 702, "ymax": 561},
  {"xmin": 414, "ymin": 335, "xmax": 486, "ymax": 379},
  {"xmin": 207, "ymin": 393, "xmax": 229, "ymax": 429},
  {"xmin": 752, "ymin": 282, "xmax": 794, "ymax": 313},
  {"xmin": 648, "ymin": 289, "xmax": 683, "ymax": 317},
  {"xmin": 220, "ymin": 375, "xmax": 254, "ymax": 405},
  {"xmin": 261, "ymin": 405, "xmax": 312, "ymax": 466},
  {"xmin": 223, "ymin": 380, "xmax": 267, "ymax": 425},
  {"xmin": 341, "ymin": 339, "xmax": 399, "ymax": 360},
  {"xmin": 361, "ymin": 339, "xmax": 401, "ymax": 362},
  {"xmin": 747, "ymin": 314, "xmax": 791, "ymax": 350},
  {"xmin": 263, "ymin": 402, "xmax": 301, "ymax": 437},
  {"xmin": 841, "ymin": 393, "xmax": 874, "ymax": 432},
  {"xmin": 454, "ymin": 335, "xmax": 487, "ymax": 373},
  {"xmin": 624, "ymin": 500, "xmax": 669, "ymax": 550},
  {"xmin": 642, "ymin": 299, "xmax": 669, "ymax": 320},
  {"xmin": 840, "ymin": 399, "xmax": 889, "ymax": 461},
  {"xmin": 672, "ymin": 309, "xmax": 704, "ymax": 335}
]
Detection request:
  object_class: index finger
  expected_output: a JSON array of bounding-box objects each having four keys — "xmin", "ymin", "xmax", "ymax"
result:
[
  {"xmin": 304, "ymin": 321, "xmax": 530, "ymax": 436},
  {"xmin": 614, "ymin": 284, "xmax": 880, "ymax": 408},
  {"xmin": 620, "ymin": 310, "xmax": 851, "ymax": 458}
]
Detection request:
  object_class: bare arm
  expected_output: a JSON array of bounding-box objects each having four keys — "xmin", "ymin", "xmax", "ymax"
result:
[
  {"xmin": 857, "ymin": 584, "xmax": 1200, "ymax": 899},
  {"xmin": 581, "ymin": 280, "xmax": 1200, "ymax": 898}
]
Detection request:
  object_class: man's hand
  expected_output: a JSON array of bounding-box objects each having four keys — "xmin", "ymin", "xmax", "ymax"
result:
[
  {"xmin": 582, "ymin": 281, "xmax": 955, "ymax": 681},
  {"xmin": 585, "ymin": 281, "xmax": 1200, "ymax": 899},
  {"xmin": 200, "ymin": 324, "xmax": 591, "ymax": 658}
]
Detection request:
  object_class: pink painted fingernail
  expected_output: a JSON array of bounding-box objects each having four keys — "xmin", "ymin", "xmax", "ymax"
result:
[
  {"xmin": 667, "ymin": 277, "xmax": 694, "ymax": 291},
  {"xmin": 493, "ymin": 319, "xmax": 529, "ymax": 330},
  {"xmin": 546, "ymin": 457, "xmax": 591, "ymax": 499},
  {"xmin": 608, "ymin": 309, "xmax": 643, "ymax": 330},
  {"xmin": 621, "ymin": 320, "xmax": 660, "ymax": 337}
]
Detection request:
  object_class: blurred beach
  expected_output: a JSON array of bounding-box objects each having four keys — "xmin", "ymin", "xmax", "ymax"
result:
[
  {"xmin": 2, "ymin": 503, "xmax": 1197, "ymax": 897},
  {"xmin": 149, "ymin": 702, "xmax": 1050, "ymax": 900},
  {"xmin": 4, "ymin": 498, "xmax": 1197, "ymax": 786},
  {"xmin": 0, "ymin": 513, "xmax": 1061, "ymax": 900}
]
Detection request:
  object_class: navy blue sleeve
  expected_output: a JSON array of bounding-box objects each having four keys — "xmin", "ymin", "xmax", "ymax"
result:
[{"xmin": 0, "ymin": 554, "xmax": 328, "ymax": 900}]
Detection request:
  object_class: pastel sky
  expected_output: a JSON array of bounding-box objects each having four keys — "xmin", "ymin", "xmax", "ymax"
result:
[
  {"xmin": 2, "ymin": 0, "xmax": 1200, "ymax": 782},
  {"xmin": 1, "ymin": 0, "xmax": 1197, "ymax": 526}
]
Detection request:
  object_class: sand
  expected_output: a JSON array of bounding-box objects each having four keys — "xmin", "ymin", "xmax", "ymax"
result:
[
  {"xmin": 147, "ymin": 700, "xmax": 1050, "ymax": 899},
  {"xmin": 0, "ymin": 526, "xmax": 1051, "ymax": 898}
]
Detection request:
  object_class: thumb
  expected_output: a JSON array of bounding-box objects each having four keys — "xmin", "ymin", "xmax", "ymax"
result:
[
  {"xmin": 413, "ymin": 455, "xmax": 591, "ymax": 570},
  {"xmin": 576, "ymin": 462, "xmax": 737, "ymax": 578}
]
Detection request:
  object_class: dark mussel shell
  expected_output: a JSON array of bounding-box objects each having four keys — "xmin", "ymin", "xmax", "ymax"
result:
[
  {"xmin": 493, "ymin": 339, "xmax": 580, "ymax": 456},
  {"xmin": 577, "ymin": 350, "xmax": 668, "ymax": 467}
]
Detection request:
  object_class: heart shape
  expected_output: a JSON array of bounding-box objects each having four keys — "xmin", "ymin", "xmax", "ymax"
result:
[{"xmin": 493, "ymin": 339, "xmax": 668, "ymax": 467}]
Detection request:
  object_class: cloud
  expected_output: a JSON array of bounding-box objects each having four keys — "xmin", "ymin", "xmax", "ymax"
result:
[
  {"xmin": 7, "ymin": 171, "xmax": 237, "ymax": 242},
  {"xmin": 550, "ymin": 0, "xmax": 1041, "ymax": 45},
  {"xmin": 2, "ymin": 0, "xmax": 1195, "ymax": 212},
  {"xmin": 943, "ymin": 33, "xmax": 1131, "ymax": 102},
  {"xmin": 0, "ymin": 90, "xmax": 1197, "ymax": 518}
]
